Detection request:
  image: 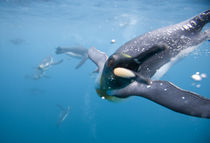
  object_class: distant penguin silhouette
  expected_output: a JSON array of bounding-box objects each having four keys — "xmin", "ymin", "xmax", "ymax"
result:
[
  {"xmin": 33, "ymin": 56, "xmax": 63, "ymax": 80},
  {"xmin": 57, "ymin": 104, "xmax": 70, "ymax": 127},
  {"xmin": 56, "ymin": 46, "xmax": 88, "ymax": 69}
]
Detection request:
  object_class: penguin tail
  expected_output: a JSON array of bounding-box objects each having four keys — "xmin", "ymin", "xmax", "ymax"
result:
[
  {"xmin": 55, "ymin": 47, "xmax": 65, "ymax": 54},
  {"xmin": 190, "ymin": 10, "xmax": 210, "ymax": 31}
]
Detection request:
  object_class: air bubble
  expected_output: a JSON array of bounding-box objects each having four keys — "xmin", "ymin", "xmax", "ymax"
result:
[
  {"xmin": 200, "ymin": 73, "xmax": 207, "ymax": 78},
  {"xmin": 191, "ymin": 72, "xmax": 207, "ymax": 81},
  {"xmin": 147, "ymin": 85, "xmax": 151, "ymax": 88},
  {"xmin": 191, "ymin": 74, "xmax": 202, "ymax": 81}
]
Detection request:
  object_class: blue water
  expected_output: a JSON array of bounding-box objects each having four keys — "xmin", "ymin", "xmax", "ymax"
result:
[{"xmin": 0, "ymin": 0, "xmax": 210, "ymax": 143}]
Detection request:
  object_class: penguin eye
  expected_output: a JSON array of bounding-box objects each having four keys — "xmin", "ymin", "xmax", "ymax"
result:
[
  {"xmin": 106, "ymin": 54, "xmax": 120, "ymax": 67},
  {"xmin": 107, "ymin": 57, "xmax": 115, "ymax": 67}
]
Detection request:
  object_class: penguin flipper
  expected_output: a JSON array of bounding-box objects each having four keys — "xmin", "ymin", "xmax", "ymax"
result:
[
  {"xmin": 109, "ymin": 80, "xmax": 210, "ymax": 118},
  {"xmin": 52, "ymin": 59, "xmax": 63, "ymax": 65},
  {"xmin": 135, "ymin": 44, "xmax": 168, "ymax": 63},
  {"xmin": 57, "ymin": 104, "xmax": 65, "ymax": 111},
  {"xmin": 75, "ymin": 56, "xmax": 88, "ymax": 69},
  {"xmin": 88, "ymin": 47, "xmax": 108, "ymax": 73}
]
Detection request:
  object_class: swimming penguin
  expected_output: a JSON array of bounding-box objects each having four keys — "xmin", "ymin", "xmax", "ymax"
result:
[
  {"xmin": 88, "ymin": 10, "xmax": 210, "ymax": 118},
  {"xmin": 56, "ymin": 46, "xmax": 88, "ymax": 69},
  {"xmin": 33, "ymin": 56, "xmax": 63, "ymax": 80},
  {"xmin": 37, "ymin": 56, "xmax": 63, "ymax": 71},
  {"xmin": 56, "ymin": 104, "xmax": 70, "ymax": 127}
]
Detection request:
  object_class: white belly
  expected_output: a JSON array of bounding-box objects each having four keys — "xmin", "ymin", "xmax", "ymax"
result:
[{"xmin": 152, "ymin": 45, "xmax": 198, "ymax": 80}]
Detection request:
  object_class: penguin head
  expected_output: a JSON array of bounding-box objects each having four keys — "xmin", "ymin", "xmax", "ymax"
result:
[
  {"xmin": 106, "ymin": 53, "xmax": 133, "ymax": 69},
  {"xmin": 106, "ymin": 54, "xmax": 120, "ymax": 68}
]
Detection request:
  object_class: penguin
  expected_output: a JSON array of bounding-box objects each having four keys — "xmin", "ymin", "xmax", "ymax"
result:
[{"xmin": 88, "ymin": 10, "xmax": 210, "ymax": 118}]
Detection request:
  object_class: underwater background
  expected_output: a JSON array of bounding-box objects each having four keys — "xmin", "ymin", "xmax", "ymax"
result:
[{"xmin": 0, "ymin": 0, "xmax": 210, "ymax": 143}]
